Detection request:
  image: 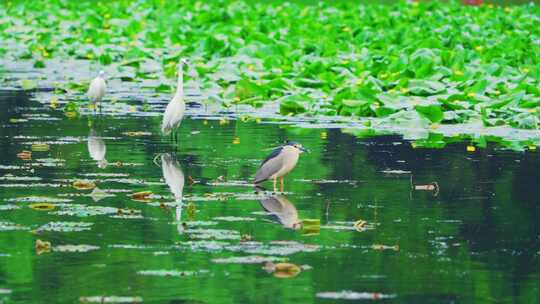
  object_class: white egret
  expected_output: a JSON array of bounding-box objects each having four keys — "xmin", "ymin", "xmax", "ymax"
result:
[
  {"xmin": 87, "ymin": 70, "xmax": 107, "ymax": 110},
  {"xmin": 160, "ymin": 153, "xmax": 185, "ymax": 234},
  {"xmin": 88, "ymin": 129, "xmax": 107, "ymax": 168},
  {"xmin": 161, "ymin": 58, "xmax": 188, "ymax": 141}
]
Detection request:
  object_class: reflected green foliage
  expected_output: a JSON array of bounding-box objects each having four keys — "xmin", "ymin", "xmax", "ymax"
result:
[
  {"xmin": 0, "ymin": 92, "xmax": 539, "ymax": 303},
  {"xmin": 1, "ymin": 1, "xmax": 539, "ymax": 148}
]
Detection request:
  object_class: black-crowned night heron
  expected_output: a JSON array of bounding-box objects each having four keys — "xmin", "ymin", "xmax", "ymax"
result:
[{"xmin": 254, "ymin": 141, "xmax": 308, "ymax": 192}]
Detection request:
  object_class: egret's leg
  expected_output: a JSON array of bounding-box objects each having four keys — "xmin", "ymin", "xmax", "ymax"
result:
[
  {"xmin": 273, "ymin": 177, "xmax": 277, "ymax": 193},
  {"xmin": 280, "ymin": 177, "xmax": 284, "ymax": 193}
]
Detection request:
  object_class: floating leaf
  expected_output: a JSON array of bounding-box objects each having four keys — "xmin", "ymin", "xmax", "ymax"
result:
[
  {"xmin": 131, "ymin": 191, "xmax": 153, "ymax": 202},
  {"xmin": 35, "ymin": 239, "xmax": 51, "ymax": 255},
  {"xmin": 29, "ymin": 203, "xmax": 55, "ymax": 211},
  {"xmin": 31, "ymin": 143, "xmax": 50, "ymax": 152},
  {"xmin": 73, "ymin": 180, "xmax": 96, "ymax": 190},
  {"xmin": 371, "ymin": 244, "xmax": 399, "ymax": 251}
]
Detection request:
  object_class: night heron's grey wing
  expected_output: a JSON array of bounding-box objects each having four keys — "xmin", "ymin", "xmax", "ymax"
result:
[
  {"xmin": 254, "ymin": 152, "xmax": 284, "ymax": 184},
  {"xmin": 261, "ymin": 146, "xmax": 283, "ymax": 165}
]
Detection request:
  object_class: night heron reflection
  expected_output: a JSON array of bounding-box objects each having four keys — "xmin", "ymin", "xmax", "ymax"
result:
[
  {"xmin": 259, "ymin": 191, "xmax": 301, "ymax": 230},
  {"xmin": 254, "ymin": 141, "xmax": 308, "ymax": 193}
]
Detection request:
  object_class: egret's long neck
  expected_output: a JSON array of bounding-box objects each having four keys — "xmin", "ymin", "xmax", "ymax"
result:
[{"xmin": 174, "ymin": 65, "xmax": 184, "ymax": 101}]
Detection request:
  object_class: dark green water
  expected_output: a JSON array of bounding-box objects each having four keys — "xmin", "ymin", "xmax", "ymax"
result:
[{"xmin": 0, "ymin": 91, "xmax": 539, "ymax": 303}]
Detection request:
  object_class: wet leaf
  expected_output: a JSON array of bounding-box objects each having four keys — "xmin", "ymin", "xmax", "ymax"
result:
[
  {"xmin": 122, "ymin": 131, "xmax": 152, "ymax": 137},
  {"xmin": 35, "ymin": 239, "xmax": 51, "ymax": 255},
  {"xmin": 31, "ymin": 143, "xmax": 50, "ymax": 152},
  {"xmin": 371, "ymin": 244, "xmax": 399, "ymax": 251},
  {"xmin": 73, "ymin": 180, "xmax": 96, "ymax": 190},
  {"xmin": 263, "ymin": 262, "xmax": 301, "ymax": 278},
  {"xmin": 131, "ymin": 191, "xmax": 153, "ymax": 202},
  {"xmin": 29, "ymin": 203, "xmax": 56, "ymax": 211},
  {"xmin": 354, "ymin": 220, "xmax": 367, "ymax": 232}
]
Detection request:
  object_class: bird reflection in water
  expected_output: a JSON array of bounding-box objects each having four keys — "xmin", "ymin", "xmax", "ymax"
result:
[
  {"xmin": 159, "ymin": 153, "xmax": 185, "ymax": 234},
  {"xmin": 87, "ymin": 124, "xmax": 107, "ymax": 169},
  {"xmin": 258, "ymin": 187, "xmax": 301, "ymax": 230}
]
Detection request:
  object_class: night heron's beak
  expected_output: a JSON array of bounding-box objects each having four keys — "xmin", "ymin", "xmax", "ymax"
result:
[{"xmin": 300, "ymin": 146, "xmax": 309, "ymax": 153}]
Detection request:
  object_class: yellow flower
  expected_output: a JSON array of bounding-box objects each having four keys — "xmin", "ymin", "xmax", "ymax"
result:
[
  {"xmin": 521, "ymin": 68, "xmax": 530, "ymax": 74},
  {"xmin": 493, "ymin": 90, "xmax": 501, "ymax": 96},
  {"xmin": 528, "ymin": 108, "xmax": 537, "ymax": 114},
  {"xmin": 430, "ymin": 124, "xmax": 439, "ymax": 130},
  {"xmin": 86, "ymin": 53, "xmax": 94, "ymax": 59},
  {"xmin": 247, "ymin": 64, "xmax": 255, "ymax": 71},
  {"xmin": 411, "ymin": 142, "xmax": 417, "ymax": 149},
  {"xmin": 342, "ymin": 27, "xmax": 351, "ymax": 32},
  {"xmin": 466, "ymin": 145, "xmax": 476, "ymax": 152},
  {"xmin": 255, "ymin": 118, "xmax": 262, "ymax": 124},
  {"xmin": 467, "ymin": 92, "xmax": 476, "ymax": 98},
  {"xmin": 85, "ymin": 38, "xmax": 92, "ymax": 43},
  {"xmin": 232, "ymin": 137, "xmax": 240, "ymax": 144},
  {"xmin": 528, "ymin": 145, "xmax": 537, "ymax": 151},
  {"xmin": 453, "ymin": 69, "xmax": 464, "ymax": 76},
  {"xmin": 320, "ymin": 131, "xmax": 327, "ymax": 139},
  {"xmin": 355, "ymin": 79, "xmax": 363, "ymax": 85},
  {"xmin": 475, "ymin": 46, "xmax": 483, "ymax": 52}
]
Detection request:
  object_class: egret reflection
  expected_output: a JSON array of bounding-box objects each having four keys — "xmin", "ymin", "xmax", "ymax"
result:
[
  {"xmin": 87, "ymin": 128, "xmax": 107, "ymax": 168},
  {"xmin": 258, "ymin": 189, "xmax": 301, "ymax": 230},
  {"xmin": 159, "ymin": 153, "xmax": 185, "ymax": 234}
]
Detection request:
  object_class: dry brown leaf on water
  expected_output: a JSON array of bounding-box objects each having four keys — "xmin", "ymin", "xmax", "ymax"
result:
[
  {"xmin": 29, "ymin": 203, "xmax": 55, "ymax": 211},
  {"xmin": 130, "ymin": 191, "xmax": 153, "ymax": 202},
  {"xmin": 263, "ymin": 262, "xmax": 301, "ymax": 278},
  {"xmin": 35, "ymin": 239, "xmax": 51, "ymax": 255},
  {"xmin": 72, "ymin": 180, "xmax": 96, "ymax": 190},
  {"xmin": 371, "ymin": 244, "xmax": 399, "ymax": 251},
  {"xmin": 354, "ymin": 220, "xmax": 367, "ymax": 232},
  {"xmin": 31, "ymin": 143, "xmax": 50, "ymax": 152},
  {"xmin": 17, "ymin": 150, "xmax": 32, "ymax": 160}
]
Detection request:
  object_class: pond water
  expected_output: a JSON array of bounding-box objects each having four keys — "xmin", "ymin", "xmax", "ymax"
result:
[{"xmin": 0, "ymin": 90, "xmax": 539, "ymax": 303}]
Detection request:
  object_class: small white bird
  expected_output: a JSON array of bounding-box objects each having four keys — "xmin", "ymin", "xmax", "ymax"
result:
[
  {"xmin": 87, "ymin": 70, "xmax": 107, "ymax": 109},
  {"xmin": 161, "ymin": 58, "xmax": 187, "ymax": 140},
  {"xmin": 88, "ymin": 129, "xmax": 107, "ymax": 169}
]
